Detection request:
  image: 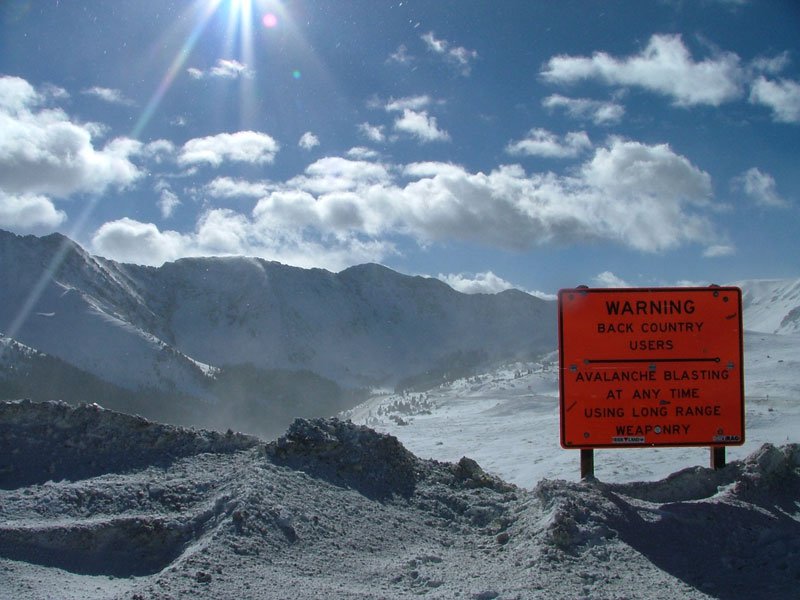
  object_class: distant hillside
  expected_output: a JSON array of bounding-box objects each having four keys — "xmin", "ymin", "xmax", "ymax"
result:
[
  {"xmin": 0, "ymin": 336, "xmax": 203, "ymax": 422},
  {"xmin": 734, "ymin": 278, "xmax": 800, "ymax": 334},
  {"xmin": 0, "ymin": 229, "xmax": 555, "ymax": 436}
]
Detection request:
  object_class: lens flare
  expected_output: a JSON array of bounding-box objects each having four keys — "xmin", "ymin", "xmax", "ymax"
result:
[
  {"xmin": 262, "ymin": 13, "xmax": 277, "ymax": 28},
  {"xmin": 131, "ymin": 0, "xmax": 223, "ymax": 139},
  {"xmin": 292, "ymin": 70, "xmax": 302, "ymax": 79}
]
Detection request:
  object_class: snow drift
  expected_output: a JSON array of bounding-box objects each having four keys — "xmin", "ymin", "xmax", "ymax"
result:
[{"xmin": 1, "ymin": 400, "xmax": 798, "ymax": 599}]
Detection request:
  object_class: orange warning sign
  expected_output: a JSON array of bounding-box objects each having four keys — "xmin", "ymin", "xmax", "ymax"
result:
[{"xmin": 558, "ymin": 287, "xmax": 744, "ymax": 449}]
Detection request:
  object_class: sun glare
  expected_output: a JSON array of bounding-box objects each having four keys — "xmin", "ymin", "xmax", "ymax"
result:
[{"xmin": 129, "ymin": 0, "xmax": 298, "ymax": 140}]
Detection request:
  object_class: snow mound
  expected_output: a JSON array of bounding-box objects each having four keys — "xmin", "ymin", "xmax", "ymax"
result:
[
  {"xmin": 514, "ymin": 443, "xmax": 800, "ymax": 598},
  {"xmin": 266, "ymin": 418, "xmax": 513, "ymax": 500},
  {"xmin": 266, "ymin": 418, "xmax": 421, "ymax": 499},
  {"xmin": 0, "ymin": 400, "xmax": 259, "ymax": 489}
]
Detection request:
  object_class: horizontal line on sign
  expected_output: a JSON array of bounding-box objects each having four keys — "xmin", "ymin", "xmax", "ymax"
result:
[{"xmin": 585, "ymin": 357, "xmax": 721, "ymax": 364}]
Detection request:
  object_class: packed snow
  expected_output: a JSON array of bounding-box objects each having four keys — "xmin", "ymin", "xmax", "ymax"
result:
[{"xmin": 1, "ymin": 402, "xmax": 798, "ymax": 599}]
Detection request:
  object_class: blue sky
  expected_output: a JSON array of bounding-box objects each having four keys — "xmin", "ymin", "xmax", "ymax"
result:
[{"xmin": 1, "ymin": 0, "xmax": 798, "ymax": 297}]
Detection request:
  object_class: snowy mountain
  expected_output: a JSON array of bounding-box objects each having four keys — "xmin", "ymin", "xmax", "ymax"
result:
[
  {"xmin": 0, "ymin": 400, "xmax": 798, "ymax": 599},
  {"xmin": 0, "ymin": 231, "xmax": 217, "ymax": 398},
  {"xmin": 735, "ymin": 277, "xmax": 800, "ymax": 334},
  {"xmin": 0, "ymin": 230, "xmax": 554, "ymax": 436},
  {"xmin": 136, "ymin": 257, "xmax": 554, "ymax": 387}
]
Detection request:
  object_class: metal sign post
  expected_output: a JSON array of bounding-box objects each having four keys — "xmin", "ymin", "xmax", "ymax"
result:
[
  {"xmin": 580, "ymin": 449, "xmax": 594, "ymax": 479},
  {"xmin": 710, "ymin": 446, "xmax": 726, "ymax": 470}
]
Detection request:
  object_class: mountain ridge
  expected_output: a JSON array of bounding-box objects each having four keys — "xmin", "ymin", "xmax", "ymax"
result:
[{"xmin": 0, "ymin": 229, "xmax": 554, "ymax": 435}]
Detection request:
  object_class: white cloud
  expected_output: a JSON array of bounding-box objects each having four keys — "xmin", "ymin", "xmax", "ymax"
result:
[
  {"xmin": 358, "ymin": 122, "xmax": 386, "ymax": 143},
  {"xmin": 582, "ymin": 138, "xmax": 711, "ymax": 202},
  {"xmin": 438, "ymin": 271, "xmax": 515, "ymax": 294},
  {"xmin": 0, "ymin": 75, "xmax": 141, "ymax": 198},
  {"xmin": 421, "ymin": 32, "xmax": 447, "ymax": 54},
  {"xmin": 346, "ymin": 146, "xmax": 380, "ymax": 160},
  {"xmin": 749, "ymin": 76, "xmax": 800, "ymax": 123},
  {"xmin": 158, "ymin": 189, "xmax": 180, "ymax": 218},
  {"xmin": 205, "ymin": 176, "xmax": 271, "ymax": 198},
  {"xmin": 393, "ymin": 109, "xmax": 450, "ymax": 143},
  {"xmin": 675, "ymin": 279, "xmax": 710, "ymax": 287},
  {"xmin": 421, "ymin": 31, "xmax": 478, "ymax": 76},
  {"xmin": 91, "ymin": 138, "xmax": 723, "ymax": 268},
  {"xmin": 143, "ymin": 139, "xmax": 176, "ymax": 163},
  {"xmin": 155, "ymin": 180, "xmax": 180, "ymax": 218},
  {"xmin": 41, "ymin": 83, "xmax": 69, "ymax": 101},
  {"xmin": 91, "ymin": 218, "xmax": 186, "ymax": 266},
  {"xmin": 542, "ymin": 94, "xmax": 625, "ymax": 125},
  {"xmin": 194, "ymin": 209, "xmax": 251, "ymax": 254},
  {"xmin": 703, "ymin": 244, "xmax": 736, "ymax": 257},
  {"xmin": 506, "ymin": 128, "xmax": 591, "ymax": 158},
  {"xmin": 81, "ymin": 86, "xmax": 134, "ymax": 106},
  {"xmin": 385, "ymin": 95, "xmax": 432, "ymax": 112},
  {"xmin": 388, "ymin": 44, "xmax": 413, "ymax": 66},
  {"xmin": 283, "ymin": 156, "xmax": 393, "ymax": 196},
  {"xmin": 380, "ymin": 97, "xmax": 449, "ymax": 143},
  {"xmin": 178, "ymin": 131, "xmax": 279, "ymax": 167},
  {"xmin": 212, "ymin": 59, "xmax": 253, "ymax": 79},
  {"xmin": 91, "ymin": 214, "xmax": 394, "ymax": 270},
  {"xmin": 0, "ymin": 75, "xmax": 39, "ymax": 112},
  {"xmin": 0, "ymin": 191, "xmax": 66, "ymax": 230},
  {"xmin": 249, "ymin": 138, "xmax": 716, "ymax": 254},
  {"xmin": 402, "ymin": 162, "xmax": 466, "ymax": 179},
  {"xmin": 298, "ymin": 131, "xmax": 320, "ymax": 150},
  {"xmin": 530, "ymin": 290, "xmax": 558, "ymax": 301},
  {"xmin": 592, "ymin": 271, "xmax": 631, "ymax": 288},
  {"xmin": 188, "ymin": 59, "xmax": 253, "ymax": 80},
  {"xmin": 750, "ymin": 52, "xmax": 791, "ymax": 76},
  {"xmin": 733, "ymin": 167, "xmax": 790, "ymax": 208},
  {"xmin": 541, "ymin": 34, "xmax": 744, "ymax": 106}
]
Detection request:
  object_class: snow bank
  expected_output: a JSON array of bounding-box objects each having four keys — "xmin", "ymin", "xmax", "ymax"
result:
[{"xmin": 0, "ymin": 400, "xmax": 259, "ymax": 489}]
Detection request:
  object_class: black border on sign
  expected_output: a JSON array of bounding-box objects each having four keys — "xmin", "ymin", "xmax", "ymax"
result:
[{"xmin": 557, "ymin": 286, "xmax": 745, "ymax": 449}]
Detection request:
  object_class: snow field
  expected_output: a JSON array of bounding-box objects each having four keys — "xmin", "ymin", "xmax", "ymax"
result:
[{"xmin": 346, "ymin": 331, "xmax": 800, "ymax": 486}]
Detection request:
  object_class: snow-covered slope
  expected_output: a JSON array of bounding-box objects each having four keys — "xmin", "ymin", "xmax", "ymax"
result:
[
  {"xmin": 0, "ymin": 230, "xmax": 555, "ymax": 392},
  {"xmin": 0, "ymin": 401, "xmax": 798, "ymax": 599},
  {"xmin": 0, "ymin": 231, "xmax": 216, "ymax": 398},
  {"xmin": 0, "ymin": 336, "xmax": 223, "ymax": 427},
  {"xmin": 736, "ymin": 277, "xmax": 800, "ymax": 334},
  {"xmin": 345, "ymin": 328, "xmax": 800, "ymax": 486},
  {"xmin": 133, "ymin": 258, "xmax": 554, "ymax": 387}
]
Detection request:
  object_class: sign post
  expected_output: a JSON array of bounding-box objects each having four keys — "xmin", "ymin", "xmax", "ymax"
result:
[{"xmin": 558, "ymin": 287, "xmax": 744, "ymax": 476}]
